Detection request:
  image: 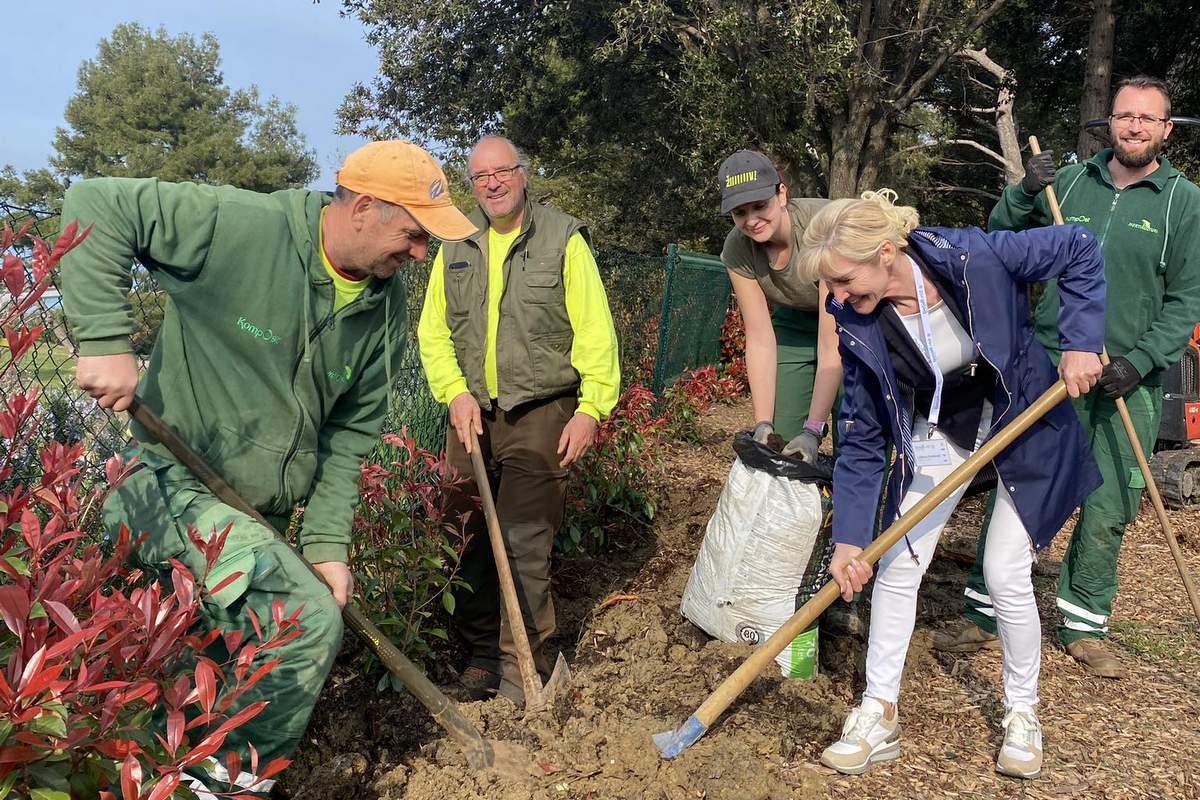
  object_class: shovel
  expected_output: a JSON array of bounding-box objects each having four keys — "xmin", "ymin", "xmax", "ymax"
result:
[
  {"xmin": 128, "ymin": 397, "xmax": 531, "ymax": 777},
  {"xmin": 1030, "ymin": 134, "xmax": 1200, "ymax": 627},
  {"xmin": 654, "ymin": 379, "xmax": 1070, "ymax": 758},
  {"xmin": 467, "ymin": 429, "xmax": 572, "ymax": 712}
]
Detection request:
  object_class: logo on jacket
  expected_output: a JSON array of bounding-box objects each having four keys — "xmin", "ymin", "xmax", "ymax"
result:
[
  {"xmin": 1128, "ymin": 218, "xmax": 1160, "ymax": 234},
  {"xmin": 1064, "ymin": 215, "xmax": 1091, "ymax": 224},
  {"xmin": 429, "ymin": 179, "xmax": 445, "ymax": 200},
  {"xmin": 236, "ymin": 316, "xmax": 282, "ymax": 345},
  {"xmin": 327, "ymin": 364, "xmax": 353, "ymax": 385}
]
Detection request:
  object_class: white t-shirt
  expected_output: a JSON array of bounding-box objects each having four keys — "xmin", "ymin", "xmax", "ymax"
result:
[{"xmin": 898, "ymin": 300, "xmax": 974, "ymax": 375}]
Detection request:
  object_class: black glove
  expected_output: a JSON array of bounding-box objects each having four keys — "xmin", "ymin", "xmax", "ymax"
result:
[
  {"xmin": 1099, "ymin": 356, "xmax": 1141, "ymax": 398},
  {"xmin": 1020, "ymin": 150, "xmax": 1057, "ymax": 197},
  {"xmin": 752, "ymin": 420, "xmax": 774, "ymax": 444}
]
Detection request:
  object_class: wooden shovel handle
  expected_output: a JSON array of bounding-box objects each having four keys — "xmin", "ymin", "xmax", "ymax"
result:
[
  {"xmin": 467, "ymin": 430, "xmax": 546, "ymax": 707},
  {"xmin": 691, "ymin": 379, "xmax": 1069, "ymax": 728}
]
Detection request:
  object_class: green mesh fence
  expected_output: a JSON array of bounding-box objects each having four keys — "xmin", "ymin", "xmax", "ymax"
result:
[{"xmin": 651, "ymin": 245, "xmax": 732, "ymax": 395}]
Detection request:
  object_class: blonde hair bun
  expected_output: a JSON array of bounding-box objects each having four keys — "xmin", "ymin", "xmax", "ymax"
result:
[{"xmin": 796, "ymin": 188, "xmax": 921, "ymax": 282}]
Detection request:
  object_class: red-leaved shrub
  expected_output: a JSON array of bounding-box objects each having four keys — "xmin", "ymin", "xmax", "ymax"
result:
[{"xmin": 1, "ymin": 222, "xmax": 297, "ymax": 799}]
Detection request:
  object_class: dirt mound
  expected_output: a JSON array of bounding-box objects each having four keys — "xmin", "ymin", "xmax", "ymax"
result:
[{"xmin": 280, "ymin": 402, "xmax": 840, "ymax": 799}]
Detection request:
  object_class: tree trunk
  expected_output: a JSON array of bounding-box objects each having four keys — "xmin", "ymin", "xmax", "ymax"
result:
[
  {"xmin": 1078, "ymin": 0, "xmax": 1116, "ymax": 158},
  {"xmin": 958, "ymin": 48, "xmax": 1023, "ymax": 184}
]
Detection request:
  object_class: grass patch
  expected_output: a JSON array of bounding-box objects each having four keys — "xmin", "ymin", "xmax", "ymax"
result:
[{"xmin": 1109, "ymin": 620, "xmax": 1195, "ymax": 664}]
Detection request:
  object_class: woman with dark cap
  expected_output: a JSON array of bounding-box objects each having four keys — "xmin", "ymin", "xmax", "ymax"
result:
[{"xmin": 717, "ymin": 150, "xmax": 841, "ymax": 461}]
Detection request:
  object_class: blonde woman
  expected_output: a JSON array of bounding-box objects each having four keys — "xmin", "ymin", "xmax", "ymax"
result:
[
  {"xmin": 797, "ymin": 191, "xmax": 1105, "ymax": 779},
  {"xmin": 717, "ymin": 150, "xmax": 841, "ymax": 460}
]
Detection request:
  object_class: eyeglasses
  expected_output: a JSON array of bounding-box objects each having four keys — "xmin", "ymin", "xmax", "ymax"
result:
[
  {"xmin": 1110, "ymin": 112, "xmax": 1170, "ymax": 127},
  {"xmin": 469, "ymin": 165, "xmax": 522, "ymax": 187}
]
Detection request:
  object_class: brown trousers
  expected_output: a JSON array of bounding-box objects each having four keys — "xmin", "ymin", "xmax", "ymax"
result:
[{"xmin": 446, "ymin": 394, "xmax": 574, "ymax": 702}]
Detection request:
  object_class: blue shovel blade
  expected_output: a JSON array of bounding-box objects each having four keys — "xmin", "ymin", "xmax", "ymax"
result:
[{"xmin": 652, "ymin": 715, "xmax": 708, "ymax": 759}]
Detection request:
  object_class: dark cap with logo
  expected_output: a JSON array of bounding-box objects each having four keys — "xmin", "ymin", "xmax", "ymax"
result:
[{"xmin": 718, "ymin": 150, "xmax": 781, "ymax": 214}]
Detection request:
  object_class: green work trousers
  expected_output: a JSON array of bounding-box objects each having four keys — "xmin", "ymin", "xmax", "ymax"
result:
[
  {"xmin": 103, "ymin": 448, "xmax": 343, "ymax": 789},
  {"xmin": 445, "ymin": 394, "xmax": 574, "ymax": 703},
  {"xmin": 962, "ymin": 385, "xmax": 1162, "ymax": 645},
  {"xmin": 772, "ymin": 306, "xmax": 820, "ymax": 441}
]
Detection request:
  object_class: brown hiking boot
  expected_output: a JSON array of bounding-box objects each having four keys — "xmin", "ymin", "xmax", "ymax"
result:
[
  {"xmin": 1065, "ymin": 638, "xmax": 1127, "ymax": 679},
  {"xmin": 449, "ymin": 665, "xmax": 501, "ymax": 701},
  {"xmin": 932, "ymin": 620, "xmax": 1001, "ymax": 653}
]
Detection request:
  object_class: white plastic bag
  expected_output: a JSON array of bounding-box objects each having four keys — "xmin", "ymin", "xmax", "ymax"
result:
[{"xmin": 681, "ymin": 433, "xmax": 831, "ymax": 677}]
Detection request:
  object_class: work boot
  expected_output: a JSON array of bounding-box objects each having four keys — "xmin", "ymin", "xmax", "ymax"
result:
[
  {"xmin": 995, "ymin": 703, "xmax": 1043, "ymax": 779},
  {"xmin": 932, "ymin": 620, "xmax": 1001, "ymax": 653},
  {"xmin": 1065, "ymin": 638, "xmax": 1127, "ymax": 679},
  {"xmin": 820, "ymin": 697, "xmax": 901, "ymax": 774},
  {"xmin": 451, "ymin": 665, "xmax": 502, "ymax": 701}
]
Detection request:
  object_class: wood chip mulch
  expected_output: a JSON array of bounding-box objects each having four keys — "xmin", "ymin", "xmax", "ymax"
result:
[{"xmin": 675, "ymin": 397, "xmax": 1200, "ymax": 800}]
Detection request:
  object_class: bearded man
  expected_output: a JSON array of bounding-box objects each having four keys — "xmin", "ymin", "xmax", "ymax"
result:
[{"xmin": 935, "ymin": 75, "xmax": 1200, "ymax": 678}]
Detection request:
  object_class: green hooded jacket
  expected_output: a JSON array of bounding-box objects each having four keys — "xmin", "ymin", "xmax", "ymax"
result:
[
  {"xmin": 61, "ymin": 177, "xmax": 407, "ymax": 564},
  {"xmin": 989, "ymin": 148, "xmax": 1200, "ymax": 385}
]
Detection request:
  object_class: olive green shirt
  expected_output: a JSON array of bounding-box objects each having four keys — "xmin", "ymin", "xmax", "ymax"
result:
[{"xmin": 720, "ymin": 198, "xmax": 829, "ymax": 311}]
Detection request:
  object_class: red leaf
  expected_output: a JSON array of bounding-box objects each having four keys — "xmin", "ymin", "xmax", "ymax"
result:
[
  {"xmin": 246, "ymin": 606, "xmax": 263, "ymax": 640},
  {"xmin": 42, "ymin": 599, "xmax": 80, "ymax": 635},
  {"xmin": 0, "ymin": 584, "xmax": 30, "ymax": 637},
  {"xmin": 206, "ymin": 569, "xmax": 244, "ymax": 599},
  {"xmin": 211, "ymin": 700, "xmax": 268, "ymax": 738},
  {"xmin": 225, "ymin": 751, "xmax": 242, "ymax": 785},
  {"xmin": 121, "ymin": 753, "xmax": 143, "ymax": 800},
  {"xmin": 271, "ymin": 599, "xmax": 285, "ymax": 626},
  {"xmin": 1, "ymin": 254, "xmax": 22, "ymax": 297},
  {"xmin": 0, "ymin": 745, "xmax": 37, "ymax": 764},
  {"xmin": 177, "ymin": 731, "xmax": 226, "ymax": 768},
  {"xmin": 166, "ymin": 710, "xmax": 184, "ymax": 756},
  {"xmin": 15, "ymin": 645, "xmax": 47, "ymax": 694},
  {"xmin": 195, "ymin": 659, "xmax": 216, "ymax": 714},
  {"xmin": 258, "ymin": 755, "xmax": 291, "ymax": 782},
  {"xmin": 145, "ymin": 773, "xmax": 180, "ymax": 800}
]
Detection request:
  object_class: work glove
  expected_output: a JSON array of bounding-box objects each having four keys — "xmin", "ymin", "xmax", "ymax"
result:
[
  {"xmin": 1020, "ymin": 150, "xmax": 1057, "ymax": 197},
  {"xmin": 752, "ymin": 420, "xmax": 774, "ymax": 445},
  {"xmin": 781, "ymin": 429, "xmax": 821, "ymax": 462},
  {"xmin": 1099, "ymin": 356, "xmax": 1141, "ymax": 398}
]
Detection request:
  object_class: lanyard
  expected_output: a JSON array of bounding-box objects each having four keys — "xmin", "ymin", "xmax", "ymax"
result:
[{"xmin": 909, "ymin": 256, "xmax": 943, "ymax": 436}]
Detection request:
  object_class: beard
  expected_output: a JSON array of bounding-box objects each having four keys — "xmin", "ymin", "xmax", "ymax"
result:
[{"xmin": 1113, "ymin": 134, "xmax": 1164, "ymax": 169}]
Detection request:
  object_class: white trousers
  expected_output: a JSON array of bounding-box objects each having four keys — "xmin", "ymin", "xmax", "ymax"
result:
[{"xmin": 864, "ymin": 413, "xmax": 1040, "ymax": 709}]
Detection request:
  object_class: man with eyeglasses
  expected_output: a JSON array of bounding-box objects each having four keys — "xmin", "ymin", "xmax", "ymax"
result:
[
  {"xmin": 935, "ymin": 75, "xmax": 1200, "ymax": 679},
  {"xmin": 417, "ymin": 135, "xmax": 619, "ymax": 703}
]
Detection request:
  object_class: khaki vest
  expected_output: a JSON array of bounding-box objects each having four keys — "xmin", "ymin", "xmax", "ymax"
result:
[{"xmin": 440, "ymin": 199, "xmax": 588, "ymax": 410}]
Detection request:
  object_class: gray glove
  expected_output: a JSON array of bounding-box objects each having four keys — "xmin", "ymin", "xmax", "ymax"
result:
[
  {"xmin": 752, "ymin": 420, "xmax": 774, "ymax": 444},
  {"xmin": 782, "ymin": 429, "xmax": 821, "ymax": 462},
  {"xmin": 1020, "ymin": 150, "xmax": 1057, "ymax": 196}
]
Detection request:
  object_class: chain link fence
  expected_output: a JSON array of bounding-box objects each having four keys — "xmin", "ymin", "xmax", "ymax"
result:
[{"xmin": 3, "ymin": 201, "xmax": 731, "ymax": 482}]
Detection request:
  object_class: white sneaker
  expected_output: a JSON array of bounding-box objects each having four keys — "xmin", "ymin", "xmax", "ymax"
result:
[
  {"xmin": 820, "ymin": 697, "xmax": 901, "ymax": 774},
  {"xmin": 995, "ymin": 704, "xmax": 1043, "ymax": 779}
]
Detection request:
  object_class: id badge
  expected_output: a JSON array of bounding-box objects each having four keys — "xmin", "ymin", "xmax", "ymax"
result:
[{"xmin": 913, "ymin": 438, "xmax": 952, "ymax": 468}]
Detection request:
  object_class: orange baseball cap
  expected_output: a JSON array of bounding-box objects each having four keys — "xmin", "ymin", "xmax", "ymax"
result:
[{"xmin": 336, "ymin": 141, "xmax": 476, "ymax": 241}]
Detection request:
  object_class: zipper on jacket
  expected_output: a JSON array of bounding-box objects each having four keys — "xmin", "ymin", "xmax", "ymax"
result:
[
  {"xmin": 277, "ymin": 289, "xmax": 383, "ymax": 506},
  {"xmin": 841, "ymin": 328, "xmax": 910, "ymax": 489},
  {"xmin": 1098, "ymin": 190, "xmax": 1122, "ymax": 247}
]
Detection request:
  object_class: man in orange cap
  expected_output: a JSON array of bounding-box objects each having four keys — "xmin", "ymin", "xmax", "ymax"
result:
[{"xmin": 61, "ymin": 140, "xmax": 474, "ymax": 796}]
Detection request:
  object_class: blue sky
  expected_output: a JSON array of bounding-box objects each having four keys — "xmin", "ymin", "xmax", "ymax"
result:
[{"xmin": 3, "ymin": 0, "xmax": 379, "ymax": 190}]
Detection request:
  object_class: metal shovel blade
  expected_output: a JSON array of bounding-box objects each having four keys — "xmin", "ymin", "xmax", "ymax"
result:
[{"xmin": 525, "ymin": 652, "xmax": 573, "ymax": 713}]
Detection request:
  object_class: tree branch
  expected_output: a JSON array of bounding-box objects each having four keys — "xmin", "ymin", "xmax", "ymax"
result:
[{"xmin": 894, "ymin": 0, "xmax": 1012, "ymax": 111}]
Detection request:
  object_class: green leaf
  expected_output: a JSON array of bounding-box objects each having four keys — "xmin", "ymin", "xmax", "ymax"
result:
[
  {"xmin": 2, "ymin": 557, "xmax": 29, "ymax": 578},
  {"xmin": 428, "ymin": 627, "xmax": 449, "ymax": 641},
  {"xmin": 30, "ymin": 789, "xmax": 71, "ymax": 800},
  {"xmin": 0, "ymin": 773, "xmax": 18, "ymax": 800},
  {"xmin": 0, "ymin": 721, "xmax": 11, "ymax": 745},
  {"xmin": 441, "ymin": 591, "xmax": 456, "ymax": 615},
  {"xmin": 30, "ymin": 712, "xmax": 68, "ymax": 739}
]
